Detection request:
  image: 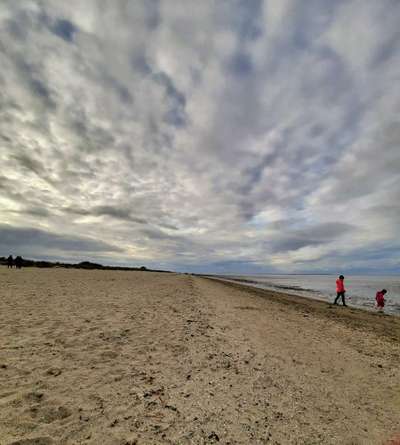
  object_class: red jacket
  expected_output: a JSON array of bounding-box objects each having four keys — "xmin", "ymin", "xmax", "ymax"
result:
[
  {"xmin": 336, "ymin": 279, "xmax": 345, "ymax": 293},
  {"xmin": 376, "ymin": 291, "xmax": 385, "ymax": 305}
]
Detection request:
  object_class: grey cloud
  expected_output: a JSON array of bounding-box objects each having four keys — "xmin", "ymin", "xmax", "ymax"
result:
[
  {"xmin": 12, "ymin": 153, "xmax": 46, "ymax": 176},
  {"xmin": 113, "ymin": 82, "xmax": 133, "ymax": 105},
  {"xmin": 270, "ymin": 222, "xmax": 357, "ymax": 253},
  {"xmin": 10, "ymin": 152, "xmax": 59, "ymax": 190},
  {"xmin": 28, "ymin": 76, "xmax": 51, "ymax": 102},
  {"xmin": 153, "ymin": 71, "xmax": 187, "ymax": 128},
  {"xmin": 2, "ymin": 202, "xmax": 53, "ymax": 219},
  {"xmin": 153, "ymin": 71, "xmax": 186, "ymax": 105},
  {"xmin": 220, "ymin": 0, "xmax": 263, "ymax": 43},
  {"xmin": 143, "ymin": 0, "xmax": 161, "ymax": 30},
  {"xmin": 302, "ymin": 222, "xmax": 356, "ymax": 239},
  {"xmin": 141, "ymin": 227, "xmax": 175, "ymax": 241},
  {"xmin": 23, "ymin": 207, "xmax": 51, "ymax": 218},
  {"xmin": 368, "ymin": 2, "xmax": 400, "ymax": 66},
  {"xmin": 15, "ymin": 59, "xmax": 56, "ymax": 109},
  {"xmin": 228, "ymin": 51, "xmax": 254, "ymax": 77},
  {"xmin": 299, "ymin": 243, "xmax": 400, "ymax": 275},
  {"xmin": 271, "ymin": 238, "xmax": 322, "ymax": 253},
  {"xmin": 92, "ymin": 206, "xmax": 147, "ymax": 224},
  {"xmin": 63, "ymin": 205, "xmax": 147, "ymax": 225},
  {"xmin": 3, "ymin": 4, "xmax": 77, "ymax": 43},
  {"xmin": 50, "ymin": 18, "xmax": 77, "ymax": 42},
  {"xmin": 0, "ymin": 224, "xmax": 123, "ymax": 254},
  {"xmin": 92, "ymin": 206, "xmax": 132, "ymax": 220},
  {"xmin": 314, "ymin": 123, "xmax": 400, "ymax": 205},
  {"xmin": 1, "ymin": 4, "xmax": 42, "ymax": 41},
  {"xmin": 131, "ymin": 53, "xmax": 152, "ymax": 75}
]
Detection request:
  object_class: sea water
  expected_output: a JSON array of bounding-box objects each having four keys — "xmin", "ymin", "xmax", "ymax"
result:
[{"xmin": 216, "ymin": 274, "xmax": 400, "ymax": 315}]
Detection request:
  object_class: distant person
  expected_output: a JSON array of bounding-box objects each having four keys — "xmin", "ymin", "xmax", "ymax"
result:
[
  {"xmin": 375, "ymin": 289, "xmax": 387, "ymax": 312},
  {"xmin": 333, "ymin": 275, "xmax": 347, "ymax": 306},
  {"xmin": 7, "ymin": 255, "xmax": 14, "ymax": 268},
  {"xmin": 15, "ymin": 256, "xmax": 23, "ymax": 269}
]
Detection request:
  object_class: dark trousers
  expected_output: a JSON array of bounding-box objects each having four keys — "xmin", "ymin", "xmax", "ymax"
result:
[{"xmin": 334, "ymin": 292, "xmax": 346, "ymax": 305}]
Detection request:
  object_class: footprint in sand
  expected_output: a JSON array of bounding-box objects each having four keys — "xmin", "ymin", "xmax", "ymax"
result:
[
  {"xmin": 18, "ymin": 392, "xmax": 72, "ymax": 425},
  {"xmin": 0, "ymin": 391, "xmax": 19, "ymax": 404},
  {"xmin": 45, "ymin": 367, "xmax": 62, "ymax": 377},
  {"xmin": 100, "ymin": 350, "xmax": 119, "ymax": 360},
  {"xmin": 27, "ymin": 404, "xmax": 71, "ymax": 424},
  {"xmin": 23, "ymin": 392, "xmax": 45, "ymax": 403}
]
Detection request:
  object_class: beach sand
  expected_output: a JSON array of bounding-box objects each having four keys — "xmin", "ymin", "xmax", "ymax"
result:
[{"xmin": 1, "ymin": 268, "xmax": 399, "ymax": 445}]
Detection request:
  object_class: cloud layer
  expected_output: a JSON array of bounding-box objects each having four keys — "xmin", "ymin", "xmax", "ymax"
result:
[{"xmin": 0, "ymin": 1, "xmax": 399, "ymax": 273}]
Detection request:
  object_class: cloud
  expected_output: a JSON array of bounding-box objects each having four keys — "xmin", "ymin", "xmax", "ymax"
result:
[
  {"xmin": 0, "ymin": 0, "xmax": 399, "ymax": 273},
  {"xmin": 152, "ymin": 73, "xmax": 187, "ymax": 128},
  {"xmin": 0, "ymin": 224, "xmax": 122, "ymax": 256},
  {"xmin": 50, "ymin": 18, "xmax": 77, "ymax": 42},
  {"xmin": 269, "ymin": 222, "xmax": 357, "ymax": 253}
]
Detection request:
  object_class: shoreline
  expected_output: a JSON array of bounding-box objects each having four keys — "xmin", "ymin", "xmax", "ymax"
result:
[
  {"xmin": 204, "ymin": 273, "xmax": 400, "ymax": 316},
  {"xmin": 202, "ymin": 276, "xmax": 400, "ymax": 343}
]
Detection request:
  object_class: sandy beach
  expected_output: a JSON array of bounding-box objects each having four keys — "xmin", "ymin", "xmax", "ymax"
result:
[{"xmin": 1, "ymin": 268, "xmax": 399, "ymax": 445}]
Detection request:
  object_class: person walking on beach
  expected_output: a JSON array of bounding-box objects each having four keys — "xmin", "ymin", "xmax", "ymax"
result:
[
  {"xmin": 15, "ymin": 256, "xmax": 23, "ymax": 269},
  {"xmin": 375, "ymin": 289, "xmax": 387, "ymax": 312},
  {"xmin": 333, "ymin": 275, "xmax": 347, "ymax": 306},
  {"xmin": 7, "ymin": 255, "xmax": 14, "ymax": 268}
]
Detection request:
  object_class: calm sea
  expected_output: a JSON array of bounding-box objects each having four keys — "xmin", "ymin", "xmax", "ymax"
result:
[{"xmin": 215, "ymin": 274, "xmax": 400, "ymax": 315}]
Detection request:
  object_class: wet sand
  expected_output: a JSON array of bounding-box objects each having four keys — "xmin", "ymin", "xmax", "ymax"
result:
[{"xmin": 1, "ymin": 268, "xmax": 399, "ymax": 444}]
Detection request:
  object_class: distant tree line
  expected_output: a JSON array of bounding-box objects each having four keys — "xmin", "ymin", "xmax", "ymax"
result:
[{"xmin": 0, "ymin": 256, "xmax": 170, "ymax": 273}]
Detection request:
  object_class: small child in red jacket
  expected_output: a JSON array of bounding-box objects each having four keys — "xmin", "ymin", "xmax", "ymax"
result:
[
  {"xmin": 333, "ymin": 275, "xmax": 347, "ymax": 306},
  {"xmin": 375, "ymin": 289, "xmax": 387, "ymax": 312}
]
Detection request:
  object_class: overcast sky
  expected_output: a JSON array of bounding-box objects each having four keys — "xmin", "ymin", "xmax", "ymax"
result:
[{"xmin": 0, "ymin": 1, "xmax": 399, "ymax": 274}]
